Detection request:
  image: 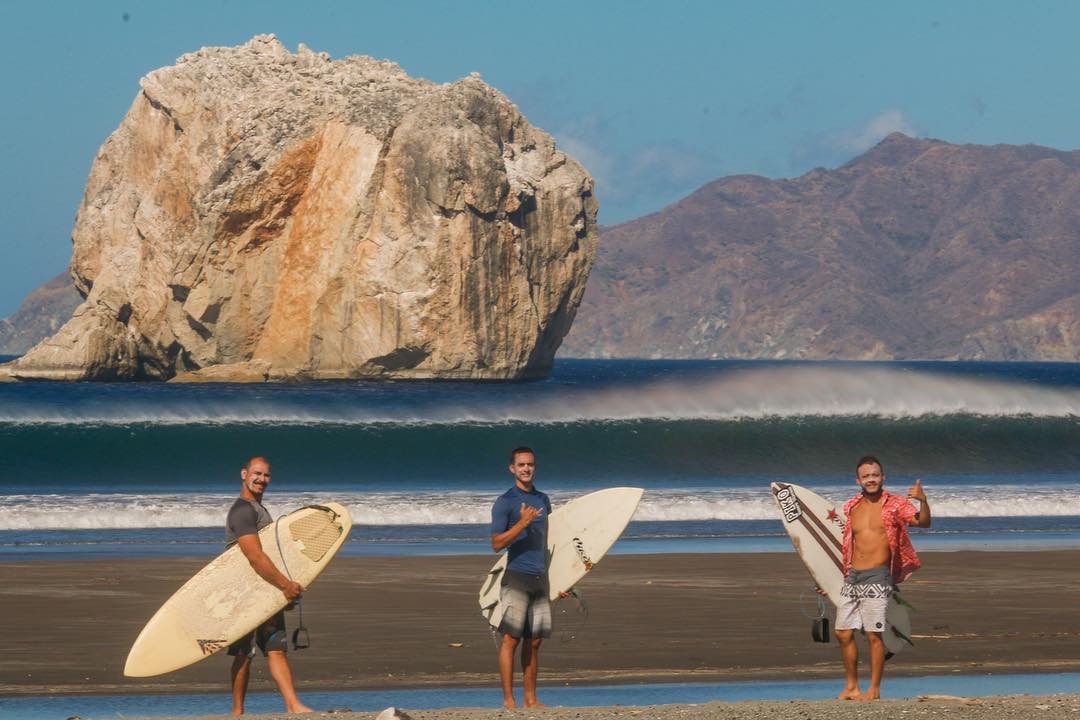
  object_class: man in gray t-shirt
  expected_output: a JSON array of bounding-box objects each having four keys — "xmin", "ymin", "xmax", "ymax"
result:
[
  {"xmin": 226, "ymin": 496, "xmax": 272, "ymax": 546},
  {"xmin": 226, "ymin": 456, "xmax": 312, "ymax": 716}
]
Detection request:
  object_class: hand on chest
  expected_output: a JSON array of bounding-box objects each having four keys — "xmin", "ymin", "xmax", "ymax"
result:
[{"xmin": 518, "ymin": 501, "xmax": 546, "ymax": 521}]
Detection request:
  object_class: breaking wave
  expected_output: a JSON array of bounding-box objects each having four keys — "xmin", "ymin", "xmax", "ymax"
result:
[
  {"xmin": 2, "ymin": 485, "xmax": 1078, "ymax": 531},
  {"xmin": 0, "ymin": 365, "xmax": 1079, "ymax": 426}
]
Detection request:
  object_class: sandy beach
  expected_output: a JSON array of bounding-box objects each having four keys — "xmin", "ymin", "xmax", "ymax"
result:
[
  {"xmin": 2, "ymin": 550, "xmax": 1079, "ymax": 700},
  {"xmin": 138, "ymin": 693, "xmax": 1080, "ymax": 719}
]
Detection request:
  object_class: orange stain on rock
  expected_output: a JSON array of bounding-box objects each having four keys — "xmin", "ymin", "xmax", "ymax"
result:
[{"xmin": 253, "ymin": 123, "xmax": 382, "ymax": 369}]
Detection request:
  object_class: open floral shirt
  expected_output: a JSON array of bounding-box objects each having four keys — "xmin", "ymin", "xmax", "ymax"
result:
[{"xmin": 841, "ymin": 490, "xmax": 920, "ymax": 586}]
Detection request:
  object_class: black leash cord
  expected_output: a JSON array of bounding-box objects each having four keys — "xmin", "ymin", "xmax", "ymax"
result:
[{"xmin": 274, "ymin": 513, "xmax": 310, "ymax": 650}]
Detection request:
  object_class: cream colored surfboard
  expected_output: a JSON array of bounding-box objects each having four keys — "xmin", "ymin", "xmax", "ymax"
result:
[
  {"xmin": 124, "ymin": 503, "xmax": 352, "ymax": 677},
  {"xmin": 479, "ymin": 487, "xmax": 643, "ymax": 629},
  {"xmin": 770, "ymin": 482, "xmax": 913, "ymax": 656}
]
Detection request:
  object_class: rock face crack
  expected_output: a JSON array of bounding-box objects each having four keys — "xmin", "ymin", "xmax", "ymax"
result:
[
  {"xmin": 4, "ymin": 35, "xmax": 598, "ymax": 382},
  {"xmin": 141, "ymin": 90, "xmax": 184, "ymax": 135}
]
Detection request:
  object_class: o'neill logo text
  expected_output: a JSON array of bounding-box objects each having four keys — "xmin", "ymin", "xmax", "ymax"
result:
[
  {"xmin": 573, "ymin": 537, "xmax": 594, "ymax": 570},
  {"xmin": 776, "ymin": 487, "xmax": 802, "ymax": 523}
]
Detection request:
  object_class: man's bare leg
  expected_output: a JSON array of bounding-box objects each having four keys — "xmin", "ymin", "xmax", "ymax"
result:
[
  {"xmin": 522, "ymin": 638, "xmax": 545, "ymax": 707},
  {"xmin": 266, "ymin": 651, "xmax": 313, "ymax": 713},
  {"xmin": 230, "ymin": 653, "xmax": 251, "ymax": 716},
  {"xmin": 860, "ymin": 632, "xmax": 885, "ymax": 701},
  {"xmin": 834, "ymin": 629, "xmax": 862, "ymax": 700},
  {"xmin": 499, "ymin": 634, "xmax": 521, "ymax": 708}
]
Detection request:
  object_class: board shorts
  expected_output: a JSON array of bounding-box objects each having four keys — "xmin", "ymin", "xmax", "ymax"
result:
[
  {"xmin": 835, "ymin": 566, "xmax": 892, "ymax": 633},
  {"xmin": 498, "ymin": 570, "xmax": 552, "ymax": 639},
  {"xmin": 227, "ymin": 609, "xmax": 288, "ymax": 657}
]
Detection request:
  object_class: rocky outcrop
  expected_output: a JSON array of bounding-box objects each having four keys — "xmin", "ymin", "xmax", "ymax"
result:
[
  {"xmin": 562, "ymin": 134, "xmax": 1080, "ymax": 360},
  {"xmin": 0, "ymin": 272, "xmax": 81, "ymax": 357},
  {"xmin": 3, "ymin": 35, "xmax": 597, "ymax": 381}
]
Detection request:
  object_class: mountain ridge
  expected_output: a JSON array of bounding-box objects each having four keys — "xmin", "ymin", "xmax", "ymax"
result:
[{"xmin": 561, "ymin": 133, "xmax": 1080, "ymax": 360}]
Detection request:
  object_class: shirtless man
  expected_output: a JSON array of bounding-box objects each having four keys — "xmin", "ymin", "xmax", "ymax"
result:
[{"xmin": 834, "ymin": 455, "xmax": 931, "ymax": 701}]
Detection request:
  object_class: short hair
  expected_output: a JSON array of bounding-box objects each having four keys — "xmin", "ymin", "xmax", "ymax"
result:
[
  {"xmin": 243, "ymin": 456, "xmax": 270, "ymax": 471},
  {"xmin": 856, "ymin": 455, "xmax": 883, "ymax": 474},
  {"xmin": 510, "ymin": 446, "xmax": 535, "ymax": 463}
]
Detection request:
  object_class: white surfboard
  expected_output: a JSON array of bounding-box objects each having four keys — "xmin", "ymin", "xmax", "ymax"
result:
[
  {"xmin": 124, "ymin": 503, "xmax": 352, "ymax": 677},
  {"xmin": 479, "ymin": 487, "xmax": 643, "ymax": 629},
  {"xmin": 770, "ymin": 482, "xmax": 913, "ymax": 656}
]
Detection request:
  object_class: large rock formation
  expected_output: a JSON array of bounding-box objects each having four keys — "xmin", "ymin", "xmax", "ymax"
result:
[
  {"xmin": 562, "ymin": 133, "xmax": 1080, "ymax": 360},
  {"xmin": 3, "ymin": 35, "xmax": 597, "ymax": 381}
]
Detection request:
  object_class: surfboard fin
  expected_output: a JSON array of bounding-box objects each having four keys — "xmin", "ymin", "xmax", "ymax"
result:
[
  {"xmin": 480, "ymin": 567, "xmax": 503, "ymax": 597},
  {"xmin": 893, "ymin": 591, "xmax": 918, "ymax": 613},
  {"xmin": 891, "ymin": 625, "xmax": 916, "ymax": 647}
]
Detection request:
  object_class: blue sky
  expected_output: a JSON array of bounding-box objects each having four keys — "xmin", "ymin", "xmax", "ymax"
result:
[{"xmin": 2, "ymin": 0, "xmax": 1080, "ymax": 314}]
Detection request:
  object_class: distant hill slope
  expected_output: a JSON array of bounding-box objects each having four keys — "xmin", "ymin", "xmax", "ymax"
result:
[
  {"xmin": 562, "ymin": 133, "xmax": 1080, "ymax": 360},
  {"xmin": 0, "ymin": 272, "xmax": 80, "ymax": 355}
]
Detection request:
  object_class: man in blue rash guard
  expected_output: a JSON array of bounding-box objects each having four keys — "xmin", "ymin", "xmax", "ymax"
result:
[{"xmin": 490, "ymin": 446, "xmax": 554, "ymax": 709}]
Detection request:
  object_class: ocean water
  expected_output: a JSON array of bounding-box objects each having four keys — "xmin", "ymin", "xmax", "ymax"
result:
[{"xmin": 1, "ymin": 359, "xmax": 1079, "ymax": 559}]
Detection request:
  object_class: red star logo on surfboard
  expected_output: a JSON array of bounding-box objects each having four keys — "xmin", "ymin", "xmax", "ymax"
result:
[{"xmin": 827, "ymin": 509, "xmax": 839, "ymax": 522}]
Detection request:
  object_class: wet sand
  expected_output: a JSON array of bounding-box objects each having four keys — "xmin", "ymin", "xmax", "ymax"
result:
[{"xmin": 1, "ymin": 551, "xmax": 1079, "ymax": 698}]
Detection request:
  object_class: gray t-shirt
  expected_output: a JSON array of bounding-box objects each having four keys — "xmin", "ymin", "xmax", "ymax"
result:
[{"xmin": 225, "ymin": 497, "xmax": 272, "ymax": 547}]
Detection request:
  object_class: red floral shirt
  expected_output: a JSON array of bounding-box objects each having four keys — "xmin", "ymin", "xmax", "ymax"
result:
[{"xmin": 841, "ymin": 490, "xmax": 921, "ymax": 585}]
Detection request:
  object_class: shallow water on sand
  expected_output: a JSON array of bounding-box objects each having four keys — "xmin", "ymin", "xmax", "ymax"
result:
[{"xmin": 4, "ymin": 672, "xmax": 1080, "ymax": 719}]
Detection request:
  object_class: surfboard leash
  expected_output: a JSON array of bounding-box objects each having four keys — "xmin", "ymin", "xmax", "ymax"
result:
[
  {"xmin": 558, "ymin": 587, "xmax": 589, "ymax": 643},
  {"xmin": 798, "ymin": 587, "xmax": 829, "ymax": 621},
  {"xmin": 274, "ymin": 513, "xmax": 311, "ymax": 650},
  {"xmin": 484, "ymin": 590, "xmax": 590, "ymax": 649}
]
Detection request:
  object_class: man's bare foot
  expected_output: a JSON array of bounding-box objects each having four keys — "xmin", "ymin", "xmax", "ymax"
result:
[
  {"xmin": 503, "ymin": 698, "xmax": 518, "ymax": 709},
  {"xmin": 524, "ymin": 700, "xmax": 547, "ymax": 708},
  {"xmin": 859, "ymin": 688, "xmax": 881, "ymax": 701},
  {"xmin": 285, "ymin": 702, "xmax": 314, "ymax": 713},
  {"xmin": 838, "ymin": 687, "xmax": 862, "ymax": 700}
]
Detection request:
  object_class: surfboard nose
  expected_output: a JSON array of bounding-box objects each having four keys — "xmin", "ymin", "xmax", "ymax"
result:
[{"xmin": 124, "ymin": 612, "xmax": 195, "ymax": 677}]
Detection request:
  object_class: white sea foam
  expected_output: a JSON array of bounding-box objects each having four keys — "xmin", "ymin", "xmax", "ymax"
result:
[
  {"xmin": 2, "ymin": 485, "xmax": 1078, "ymax": 530},
  {"xmin": 0, "ymin": 366, "xmax": 1078, "ymax": 426}
]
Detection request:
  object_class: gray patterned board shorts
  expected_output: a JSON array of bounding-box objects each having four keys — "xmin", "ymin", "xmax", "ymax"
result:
[
  {"xmin": 227, "ymin": 609, "xmax": 289, "ymax": 656},
  {"xmin": 498, "ymin": 570, "xmax": 552, "ymax": 639},
  {"xmin": 836, "ymin": 565, "xmax": 892, "ymax": 633}
]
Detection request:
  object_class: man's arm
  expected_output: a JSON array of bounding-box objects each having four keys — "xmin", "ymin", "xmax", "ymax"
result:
[
  {"xmin": 907, "ymin": 479, "xmax": 932, "ymax": 528},
  {"xmin": 236, "ymin": 533, "xmax": 304, "ymax": 601},
  {"xmin": 491, "ymin": 502, "xmax": 543, "ymax": 552}
]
